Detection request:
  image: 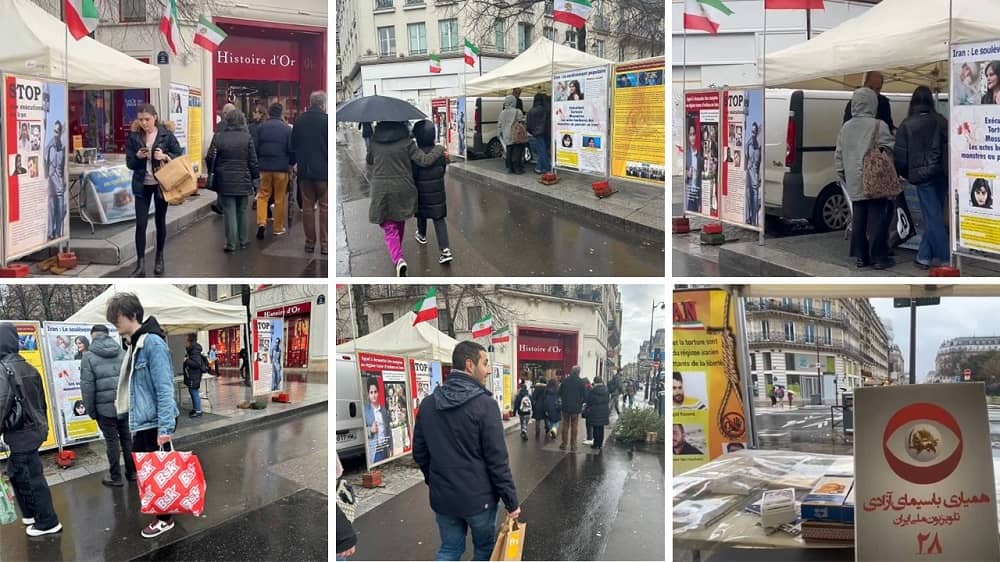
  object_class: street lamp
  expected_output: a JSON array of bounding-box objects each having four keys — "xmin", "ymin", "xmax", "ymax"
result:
[{"xmin": 647, "ymin": 300, "xmax": 666, "ymax": 401}]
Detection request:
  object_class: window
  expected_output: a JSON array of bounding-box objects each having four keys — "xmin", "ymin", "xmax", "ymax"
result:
[
  {"xmin": 382, "ymin": 313, "xmax": 395, "ymax": 327},
  {"xmin": 439, "ymin": 19, "xmax": 460, "ymax": 52},
  {"xmin": 784, "ymin": 322, "xmax": 795, "ymax": 341},
  {"xmin": 822, "ymin": 300, "xmax": 832, "ymax": 317},
  {"xmin": 188, "ymin": 286, "xmax": 197, "ymax": 297},
  {"xmin": 565, "ymin": 30, "xmax": 577, "ymax": 46},
  {"xmin": 518, "ymin": 23, "xmax": 533, "ymax": 52},
  {"xmin": 208, "ymin": 286, "xmax": 218, "ymax": 301},
  {"xmin": 805, "ymin": 324, "xmax": 816, "ymax": 344},
  {"xmin": 594, "ymin": 39, "xmax": 606, "ymax": 58},
  {"xmin": 803, "ymin": 298, "xmax": 813, "ymax": 315},
  {"xmin": 824, "ymin": 327, "xmax": 833, "ymax": 345},
  {"xmin": 782, "ymin": 297, "xmax": 792, "ymax": 307},
  {"xmin": 377, "ymin": 26, "xmax": 396, "ymax": 56},
  {"xmin": 785, "ymin": 353, "xmax": 796, "ymax": 370},
  {"xmin": 544, "ymin": 0, "xmax": 554, "ymax": 15},
  {"xmin": 467, "ymin": 306, "xmax": 483, "ymax": 330},
  {"xmin": 437, "ymin": 309, "xmax": 450, "ymax": 333},
  {"xmin": 375, "ymin": 0, "xmax": 393, "ymax": 9},
  {"xmin": 120, "ymin": 0, "xmax": 145, "ymax": 23},
  {"xmin": 761, "ymin": 320, "xmax": 770, "ymax": 338},
  {"xmin": 231, "ymin": 285, "xmax": 242, "ymax": 298},
  {"xmin": 750, "ymin": 354, "xmax": 757, "ymax": 371},
  {"xmin": 408, "ymin": 23, "xmax": 427, "ymax": 55},
  {"xmin": 543, "ymin": 26, "xmax": 555, "ymax": 40},
  {"xmin": 494, "ymin": 19, "xmax": 506, "ymax": 52},
  {"xmin": 825, "ymin": 356, "xmax": 836, "ymax": 374},
  {"xmin": 763, "ymin": 352, "xmax": 772, "ymax": 371}
]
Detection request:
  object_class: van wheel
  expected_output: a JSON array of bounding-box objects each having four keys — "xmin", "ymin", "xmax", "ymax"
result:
[
  {"xmin": 813, "ymin": 187, "xmax": 851, "ymax": 232},
  {"xmin": 487, "ymin": 138, "xmax": 504, "ymax": 159}
]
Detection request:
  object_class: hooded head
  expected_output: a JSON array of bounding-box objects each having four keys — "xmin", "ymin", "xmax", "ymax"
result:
[
  {"xmin": 412, "ymin": 119, "xmax": 435, "ymax": 148},
  {"xmin": 373, "ymin": 121, "xmax": 411, "ymax": 144},
  {"xmin": 0, "ymin": 323, "xmax": 19, "ymax": 358},
  {"xmin": 851, "ymin": 87, "xmax": 878, "ymax": 119},
  {"xmin": 533, "ymin": 93, "xmax": 547, "ymax": 108},
  {"xmin": 503, "ymin": 95, "xmax": 517, "ymax": 110}
]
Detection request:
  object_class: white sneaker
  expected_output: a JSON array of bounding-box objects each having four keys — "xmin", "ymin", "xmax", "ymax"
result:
[
  {"xmin": 415, "ymin": 232, "xmax": 428, "ymax": 245},
  {"xmin": 141, "ymin": 518, "xmax": 175, "ymax": 539},
  {"xmin": 22, "ymin": 517, "xmax": 35, "ymax": 526},
  {"xmin": 583, "ymin": 439, "xmax": 594, "ymax": 445},
  {"xmin": 26, "ymin": 523, "xmax": 62, "ymax": 537},
  {"xmin": 396, "ymin": 260, "xmax": 408, "ymax": 277},
  {"xmin": 439, "ymin": 248, "xmax": 453, "ymax": 264}
]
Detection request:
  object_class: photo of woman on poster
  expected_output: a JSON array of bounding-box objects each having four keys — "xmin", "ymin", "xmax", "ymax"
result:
[
  {"xmin": 73, "ymin": 400, "xmax": 86, "ymax": 417},
  {"xmin": 18, "ymin": 122, "xmax": 30, "ymax": 153},
  {"xmin": 971, "ymin": 178, "xmax": 994, "ymax": 209},
  {"xmin": 956, "ymin": 61, "xmax": 983, "ymax": 105},
  {"xmin": 74, "ymin": 336, "xmax": 89, "ymax": 360},
  {"xmin": 363, "ymin": 375, "xmax": 394, "ymax": 464},
  {"xmin": 27, "ymin": 157, "xmax": 38, "ymax": 178},
  {"xmin": 12, "ymin": 154, "xmax": 27, "ymax": 175},
  {"xmin": 984, "ymin": 62, "xmax": 1000, "ymax": 105},
  {"xmin": 53, "ymin": 335, "xmax": 74, "ymax": 361},
  {"xmin": 568, "ymin": 80, "xmax": 584, "ymax": 101}
]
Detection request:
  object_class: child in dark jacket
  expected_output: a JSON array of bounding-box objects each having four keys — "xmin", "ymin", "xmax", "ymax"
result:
[{"xmin": 410, "ymin": 120, "xmax": 453, "ymax": 264}]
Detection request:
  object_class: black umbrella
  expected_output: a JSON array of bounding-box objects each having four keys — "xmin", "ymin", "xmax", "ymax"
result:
[{"xmin": 335, "ymin": 95, "xmax": 427, "ymax": 122}]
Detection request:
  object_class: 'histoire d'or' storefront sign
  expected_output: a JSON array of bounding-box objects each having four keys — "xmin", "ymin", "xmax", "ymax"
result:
[
  {"xmin": 855, "ymin": 383, "xmax": 1000, "ymax": 561},
  {"xmin": 214, "ymin": 36, "xmax": 300, "ymax": 82}
]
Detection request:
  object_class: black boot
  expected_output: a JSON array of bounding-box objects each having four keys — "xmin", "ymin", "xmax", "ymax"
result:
[
  {"xmin": 131, "ymin": 257, "xmax": 146, "ymax": 278},
  {"xmin": 154, "ymin": 253, "xmax": 165, "ymax": 276}
]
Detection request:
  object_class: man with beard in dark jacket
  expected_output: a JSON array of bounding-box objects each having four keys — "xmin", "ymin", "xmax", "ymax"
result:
[
  {"xmin": 0, "ymin": 322, "xmax": 62, "ymax": 537},
  {"xmin": 558, "ymin": 365, "xmax": 587, "ymax": 451},
  {"xmin": 80, "ymin": 324, "xmax": 136, "ymax": 488},
  {"xmin": 290, "ymin": 91, "xmax": 329, "ymax": 255},
  {"xmin": 413, "ymin": 341, "xmax": 519, "ymax": 561},
  {"xmin": 106, "ymin": 293, "xmax": 180, "ymax": 539}
]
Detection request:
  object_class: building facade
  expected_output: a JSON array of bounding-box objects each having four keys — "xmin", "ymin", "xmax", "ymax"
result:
[
  {"xmin": 935, "ymin": 336, "xmax": 1000, "ymax": 380},
  {"xmin": 888, "ymin": 344, "xmax": 905, "ymax": 384},
  {"xmin": 744, "ymin": 296, "xmax": 890, "ymax": 404},
  {"xmin": 337, "ymin": 284, "xmax": 622, "ymax": 382},
  {"xmin": 31, "ymin": 0, "xmax": 326, "ymax": 155},
  {"xmin": 184, "ymin": 284, "xmax": 329, "ymax": 373},
  {"xmin": 336, "ymin": 0, "xmax": 663, "ymax": 107}
]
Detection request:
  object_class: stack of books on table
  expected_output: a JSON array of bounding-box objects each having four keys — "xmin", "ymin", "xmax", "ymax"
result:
[{"xmin": 800, "ymin": 476, "xmax": 855, "ymax": 542}]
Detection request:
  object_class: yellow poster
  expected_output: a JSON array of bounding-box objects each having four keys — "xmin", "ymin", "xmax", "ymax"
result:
[
  {"xmin": 0, "ymin": 323, "xmax": 57, "ymax": 459},
  {"xmin": 187, "ymin": 88, "xmax": 203, "ymax": 175},
  {"xmin": 672, "ymin": 289, "xmax": 747, "ymax": 476},
  {"xmin": 610, "ymin": 58, "xmax": 665, "ymax": 186},
  {"xmin": 503, "ymin": 372, "xmax": 513, "ymax": 412}
]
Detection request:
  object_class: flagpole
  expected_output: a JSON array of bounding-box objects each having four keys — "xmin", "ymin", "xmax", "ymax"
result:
[
  {"xmin": 759, "ymin": 0, "xmax": 768, "ymax": 246},
  {"xmin": 550, "ymin": 34, "xmax": 558, "ymax": 179}
]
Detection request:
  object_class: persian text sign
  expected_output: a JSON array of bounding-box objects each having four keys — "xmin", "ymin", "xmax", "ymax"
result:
[{"xmin": 855, "ymin": 384, "xmax": 1000, "ymax": 561}]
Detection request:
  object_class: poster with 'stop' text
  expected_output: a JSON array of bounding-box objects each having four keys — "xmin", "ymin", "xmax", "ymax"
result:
[
  {"xmin": 721, "ymin": 89, "xmax": 764, "ymax": 231},
  {"xmin": 672, "ymin": 289, "xmax": 747, "ymax": 476},
  {"xmin": 610, "ymin": 58, "xmax": 665, "ymax": 185},
  {"xmin": 552, "ymin": 65, "xmax": 609, "ymax": 175},
  {"xmin": 951, "ymin": 41, "xmax": 1000, "ymax": 257},
  {"xmin": 2, "ymin": 74, "xmax": 69, "ymax": 262}
]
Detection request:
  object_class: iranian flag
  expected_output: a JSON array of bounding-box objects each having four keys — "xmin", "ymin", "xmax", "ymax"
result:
[
  {"xmin": 160, "ymin": 0, "xmax": 181, "ymax": 55},
  {"xmin": 491, "ymin": 326, "xmax": 510, "ymax": 344},
  {"xmin": 430, "ymin": 54, "xmax": 442, "ymax": 74},
  {"xmin": 412, "ymin": 287, "xmax": 439, "ymax": 326},
  {"xmin": 194, "ymin": 15, "xmax": 228, "ymax": 53},
  {"xmin": 553, "ymin": 0, "xmax": 592, "ymax": 29},
  {"xmin": 464, "ymin": 39, "xmax": 479, "ymax": 67},
  {"xmin": 683, "ymin": 0, "xmax": 733, "ymax": 35},
  {"xmin": 471, "ymin": 314, "xmax": 493, "ymax": 339},
  {"xmin": 65, "ymin": 0, "xmax": 99, "ymax": 40},
  {"xmin": 765, "ymin": 0, "xmax": 824, "ymax": 8}
]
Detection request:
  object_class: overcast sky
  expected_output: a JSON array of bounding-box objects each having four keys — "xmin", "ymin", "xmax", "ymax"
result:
[
  {"xmin": 870, "ymin": 298, "xmax": 1000, "ymax": 382},
  {"xmin": 619, "ymin": 285, "xmax": 668, "ymax": 364}
]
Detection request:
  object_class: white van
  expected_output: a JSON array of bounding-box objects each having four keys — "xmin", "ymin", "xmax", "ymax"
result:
[
  {"xmin": 469, "ymin": 96, "xmax": 533, "ymax": 159},
  {"xmin": 336, "ymin": 353, "xmax": 365, "ymax": 458},
  {"xmin": 764, "ymin": 89, "xmax": 922, "ymax": 231}
]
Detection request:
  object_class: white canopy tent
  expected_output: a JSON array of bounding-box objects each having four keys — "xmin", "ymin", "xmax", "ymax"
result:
[
  {"xmin": 0, "ymin": 0, "xmax": 160, "ymax": 90},
  {"xmin": 764, "ymin": 0, "xmax": 1000, "ymax": 93},
  {"xmin": 465, "ymin": 37, "xmax": 611, "ymax": 96},
  {"xmin": 67, "ymin": 284, "xmax": 246, "ymax": 334},
  {"xmin": 337, "ymin": 311, "xmax": 457, "ymax": 363}
]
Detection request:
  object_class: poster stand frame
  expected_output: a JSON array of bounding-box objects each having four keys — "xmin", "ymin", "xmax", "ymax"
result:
[
  {"xmin": 608, "ymin": 57, "xmax": 666, "ymax": 188},
  {"xmin": 0, "ymin": 321, "xmax": 61, "ymax": 460},
  {"xmin": 551, "ymin": 63, "xmax": 611, "ymax": 180},
  {"xmin": 354, "ymin": 350, "xmax": 417, "ymax": 472},
  {"xmin": 40, "ymin": 322, "xmax": 106, "ymax": 451}
]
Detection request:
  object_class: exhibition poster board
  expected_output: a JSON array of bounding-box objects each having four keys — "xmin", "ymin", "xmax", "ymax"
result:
[
  {"xmin": 720, "ymin": 89, "xmax": 764, "ymax": 231},
  {"xmin": 253, "ymin": 317, "xmax": 283, "ymax": 395},
  {"xmin": 431, "ymin": 98, "xmax": 449, "ymax": 146},
  {"xmin": 358, "ymin": 352, "xmax": 413, "ymax": 469},
  {"xmin": 168, "ymin": 83, "xmax": 189, "ymax": 157},
  {"xmin": 609, "ymin": 58, "xmax": 665, "ymax": 185},
  {"xmin": 552, "ymin": 65, "xmax": 609, "ymax": 175},
  {"xmin": 42, "ymin": 322, "xmax": 111, "ymax": 445},
  {"xmin": 447, "ymin": 97, "xmax": 466, "ymax": 159},
  {"xmin": 672, "ymin": 288, "xmax": 748, "ymax": 476},
  {"xmin": 187, "ymin": 88, "xmax": 203, "ymax": 174},
  {"xmin": 0, "ymin": 322, "xmax": 58, "ymax": 459},
  {"xmin": 854, "ymin": 384, "xmax": 1000, "ymax": 561},
  {"xmin": 950, "ymin": 40, "xmax": 1000, "ymax": 259},
  {"xmin": 409, "ymin": 358, "xmax": 442, "ymax": 421},
  {"xmin": 683, "ymin": 90, "xmax": 722, "ymax": 219},
  {"xmin": 2, "ymin": 74, "xmax": 70, "ymax": 262}
]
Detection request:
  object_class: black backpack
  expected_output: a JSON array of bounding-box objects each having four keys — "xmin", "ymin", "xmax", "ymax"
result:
[
  {"xmin": 1, "ymin": 364, "xmax": 29, "ymax": 433},
  {"xmin": 200, "ymin": 353, "xmax": 210, "ymax": 373}
]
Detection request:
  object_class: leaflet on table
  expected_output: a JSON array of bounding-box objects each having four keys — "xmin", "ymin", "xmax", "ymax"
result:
[
  {"xmin": 552, "ymin": 65, "xmax": 608, "ymax": 176},
  {"xmin": 673, "ymin": 495, "xmax": 741, "ymax": 532}
]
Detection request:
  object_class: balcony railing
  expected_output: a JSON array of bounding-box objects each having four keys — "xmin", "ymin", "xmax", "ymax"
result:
[
  {"xmin": 744, "ymin": 300, "xmax": 846, "ymax": 323},
  {"xmin": 364, "ymin": 285, "xmax": 430, "ymax": 301},
  {"xmin": 375, "ymin": 0, "xmax": 393, "ymax": 9},
  {"xmin": 497, "ymin": 284, "xmax": 603, "ymax": 303},
  {"xmin": 747, "ymin": 331, "xmax": 844, "ymax": 350}
]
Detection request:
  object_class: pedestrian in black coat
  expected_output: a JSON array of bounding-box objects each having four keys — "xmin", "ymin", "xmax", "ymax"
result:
[
  {"xmin": 530, "ymin": 380, "xmax": 547, "ymax": 438},
  {"xmin": 514, "ymin": 381, "xmax": 532, "ymax": 439},
  {"xmin": 206, "ymin": 110, "xmax": 260, "ymax": 252},
  {"xmin": 558, "ymin": 366, "xmax": 587, "ymax": 451},
  {"xmin": 585, "ymin": 378, "xmax": 611, "ymax": 450},
  {"xmin": 411, "ymin": 120, "xmax": 452, "ymax": 264},
  {"xmin": 183, "ymin": 335, "xmax": 205, "ymax": 418},
  {"xmin": 543, "ymin": 379, "xmax": 561, "ymax": 438},
  {"xmin": 290, "ymin": 92, "xmax": 329, "ymax": 254}
]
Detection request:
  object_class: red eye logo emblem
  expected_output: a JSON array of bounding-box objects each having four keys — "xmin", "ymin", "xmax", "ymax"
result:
[{"xmin": 883, "ymin": 403, "xmax": 963, "ymax": 485}]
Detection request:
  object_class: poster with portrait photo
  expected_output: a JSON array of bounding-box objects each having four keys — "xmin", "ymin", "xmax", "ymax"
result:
[
  {"xmin": 673, "ymin": 422, "xmax": 707, "ymax": 457},
  {"xmin": 359, "ymin": 352, "xmax": 412, "ymax": 469},
  {"xmin": 382, "ymin": 371, "xmax": 412, "ymax": 457},
  {"xmin": 552, "ymin": 65, "xmax": 609, "ymax": 175},
  {"xmin": 673, "ymin": 371, "xmax": 708, "ymax": 411}
]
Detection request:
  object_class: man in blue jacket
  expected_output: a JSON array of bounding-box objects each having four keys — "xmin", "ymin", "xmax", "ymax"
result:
[
  {"xmin": 253, "ymin": 103, "xmax": 295, "ymax": 240},
  {"xmin": 413, "ymin": 341, "xmax": 520, "ymax": 561},
  {"xmin": 106, "ymin": 293, "xmax": 179, "ymax": 539}
]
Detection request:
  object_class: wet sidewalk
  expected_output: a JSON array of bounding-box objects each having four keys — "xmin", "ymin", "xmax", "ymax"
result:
[{"xmin": 0, "ymin": 408, "xmax": 328, "ymax": 562}]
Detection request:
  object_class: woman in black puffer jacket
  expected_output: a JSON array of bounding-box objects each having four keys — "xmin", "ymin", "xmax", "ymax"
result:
[{"xmin": 206, "ymin": 110, "xmax": 260, "ymax": 252}]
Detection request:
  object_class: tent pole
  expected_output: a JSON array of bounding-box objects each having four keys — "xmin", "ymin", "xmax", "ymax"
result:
[
  {"xmin": 551, "ymin": 37, "xmax": 558, "ymax": 179},
  {"xmin": 759, "ymin": 3, "xmax": 768, "ymax": 246}
]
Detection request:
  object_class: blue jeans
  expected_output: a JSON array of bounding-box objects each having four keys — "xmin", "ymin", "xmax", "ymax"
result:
[
  {"xmin": 435, "ymin": 504, "xmax": 498, "ymax": 561},
  {"xmin": 189, "ymin": 386, "xmax": 202, "ymax": 413},
  {"xmin": 529, "ymin": 136, "xmax": 550, "ymax": 173},
  {"xmin": 915, "ymin": 180, "xmax": 950, "ymax": 265}
]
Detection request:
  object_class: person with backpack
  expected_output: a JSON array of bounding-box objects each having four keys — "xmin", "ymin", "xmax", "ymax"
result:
[
  {"xmin": 543, "ymin": 378, "xmax": 561, "ymax": 439},
  {"xmin": 80, "ymin": 324, "xmax": 136, "ymax": 488},
  {"xmin": 411, "ymin": 120, "xmax": 453, "ymax": 265},
  {"xmin": 894, "ymin": 85, "xmax": 949, "ymax": 269},
  {"xmin": 529, "ymin": 376, "xmax": 547, "ymax": 439},
  {"xmin": 526, "ymin": 93, "xmax": 551, "ymax": 174},
  {"xmin": 0, "ymin": 322, "xmax": 63, "ymax": 537},
  {"xmin": 498, "ymin": 95, "xmax": 527, "ymax": 174},
  {"xmin": 514, "ymin": 380, "xmax": 532, "ymax": 440},
  {"xmin": 183, "ymin": 335, "xmax": 205, "ymax": 418}
]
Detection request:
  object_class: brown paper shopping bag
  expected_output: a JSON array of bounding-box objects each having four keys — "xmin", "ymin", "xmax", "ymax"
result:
[
  {"xmin": 490, "ymin": 519, "xmax": 526, "ymax": 561},
  {"xmin": 154, "ymin": 155, "xmax": 197, "ymax": 204}
]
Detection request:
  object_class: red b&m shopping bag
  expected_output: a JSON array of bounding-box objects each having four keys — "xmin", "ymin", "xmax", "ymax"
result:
[{"xmin": 132, "ymin": 450, "xmax": 207, "ymax": 516}]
